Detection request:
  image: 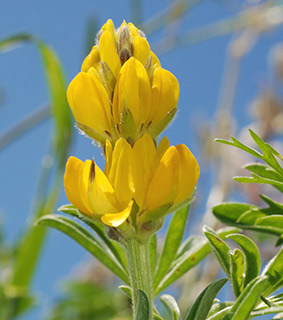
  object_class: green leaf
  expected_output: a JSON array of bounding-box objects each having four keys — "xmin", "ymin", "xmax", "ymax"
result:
[
  {"xmin": 58, "ymin": 204, "xmax": 127, "ymax": 271},
  {"xmin": 256, "ymin": 216, "xmax": 283, "ymax": 234},
  {"xmin": 149, "ymin": 234, "xmax": 157, "ymax": 276},
  {"xmin": 119, "ymin": 285, "xmax": 132, "ymax": 298},
  {"xmin": 229, "ymin": 249, "xmax": 245, "ymax": 297},
  {"xmin": 261, "ymin": 246, "xmax": 283, "ymax": 297},
  {"xmin": 207, "ymin": 302, "xmax": 233, "ymax": 318},
  {"xmin": 212, "ymin": 203, "xmax": 255, "ymax": 228},
  {"xmin": 36, "ymin": 214, "xmax": 129, "ymax": 284},
  {"xmin": 0, "ymin": 33, "xmax": 35, "ymax": 51},
  {"xmin": 153, "ymin": 205, "xmax": 189, "ymax": 289},
  {"xmin": 226, "ymin": 234, "xmax": 261, "ymax": 286},
  {"xmin": 184, "ymin": 278, "xmax": 228, "ymax": 320},
  {"xmin": 160, "ymin": 294, "xmax": 180, "ymax": 320},
  {"xmin": 1, "ymin": 34, "xmax": 73, "ymax": 296},
  {"xmin": 154, "ymin": 227, "xmax": 239, "ymax": 296},
  {"xmin": 203, "ymin": 226, "xmax": 230, "ymax": 276},
  {"xmin": 135, "ymin": 290, "xmax": 150, "ymax": 320},
  {"xmin": 259, "ymin": 194, "xmax": 283, "ymax": 215},
  {"xmin": 207, "ymin": 307, "xmax": 231, "ymax": 320},
  {"xmin": 215, "ymin": 136, "xmax": 263, "ymax": 159},
  {"xmin": 212, "ymin": 203, "xmax": 283, "ymax": 239},
  {"xmin": 234, "ymin": 175, "xmax": 283, "ymax": 193},
  {"xmin": 223, "ymin": 276, "xmax": 268, "ymax": 320},
  {"xmin": 249, "ymin": 129, "xmax": 283, "ymax": 176},
  {"xmin": 37, "ymin": 41, "xmax": 72, "ymax": 166},
  {"xmin": 245, "ymin": 163, "xmax": 283, "ymax": 183}
]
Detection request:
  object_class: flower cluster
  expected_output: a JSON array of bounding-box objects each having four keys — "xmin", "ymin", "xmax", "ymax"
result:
[
  {"xmin": 67, "ymin": 19, "xmax": 179, "ymax": 145},
  {"xmin": 64, "ymin": 20, "xmax": 199, "ymax": 238}
]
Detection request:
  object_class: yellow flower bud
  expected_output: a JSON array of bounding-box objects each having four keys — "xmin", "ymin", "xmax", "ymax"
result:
[
  {"xmin": 81, "ymin": 45, "xmax": 100, "ymax": 73},
  {"xmin": 113, "ymin": 57, "xmax": 151, "ymax": 131},
  {"xmin": 150, "ymin": 67, "xmax": 179, "ymax": 124},
  {"xmin": 67, "ymin": 19, "xmax": 179, "ymax": 144},
  {"xmin": 67, "ymin": 68, "xmax": 115, "ymax": 143}
]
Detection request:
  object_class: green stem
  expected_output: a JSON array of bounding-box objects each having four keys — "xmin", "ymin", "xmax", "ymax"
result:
[{"xmin": 125, "ymin": 238, "xmax": 153, "ymax": 319}]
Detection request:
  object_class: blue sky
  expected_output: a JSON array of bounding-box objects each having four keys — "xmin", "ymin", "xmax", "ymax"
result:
[{"xmin": 1, "ymin": 0, "xmax": 282, "ymax": 318}]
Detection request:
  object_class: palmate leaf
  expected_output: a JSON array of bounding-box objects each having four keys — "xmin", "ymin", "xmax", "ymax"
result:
[
  {"xmin": 36, "ymin": 214, "xmax": 129, "ymax": 285},
  {"xmin": 154, "ymin": 227, "xmax": 239, "ymax": 295},
  {"xmin": 216, "ymin": 129, "xmax": 283, "ymax": 175}
]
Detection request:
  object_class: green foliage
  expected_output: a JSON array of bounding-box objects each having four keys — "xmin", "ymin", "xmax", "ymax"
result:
[
  {"xmin": 153, "ymin": 205, "xmax": 190, "ymax": 289},
  {"xmin": 37, "ymin": 214, "xmax": 129, "ymax": 284},
  {"xmin": 201, "ymin": 225, "xmax": 283, "ymax": 319},
  {"xmin": 135, "ymin": 290, "xmax": 150, "ymax": 320},
  {"xmin": 160, "ymin": 294, "xmax": 181, "ymax": 320},
  {"xmin": 0, "ymin": 33, "xmax": 73, "ymax": 319},
  {"xmin": 184, "ymin": 278, "xmax": 228, "ymax": 320},
  {"xmin": 214, "ymin": 129, "xmax": 283, "ymax": 243}
]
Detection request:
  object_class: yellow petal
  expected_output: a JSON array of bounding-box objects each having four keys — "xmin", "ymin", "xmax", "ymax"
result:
[
  {"xmin": 113, "ymin": 57, "xmax": 151, "ymax": 126},
  {"xmin": 150, "ymin": 51, "xmax": 161, "ymax": 67},
  {"xmin": 81, "ymin": 45, "xmax": 100, "ymax": 72},
  {"xmin": 88, "ymin": 160, "xmax": 118, "ymax": 215},
  {"xmin": 128, "ymin": 22, "xmax": 139, "ymax": 37},
  {"xmin": 108, "ymin": 138, "xmax": 135, "ymax": 208},
  {"xmin": 146, "ymin": 146, "xmax": 179, "ymax": 211},
  {"xmin": 99, "ymin": 30, "xmax": 121, "ymax": 79},
  {"xmin": 104, "ymin": 139, "xmax": 113, "ymax": 177},
  {"xmin": 157, "ymin": 136, "xmax": 170, "ymax": 159},
  {"xmin": 116, "ymin": 20, "xmax": 128, "ymax": 40},
  {"xmin": 64, "ymin": 157, "xmax": 92, "ymax": 215},
  {"xmin": 101, "ymin": 201, "xmax": 133, "ymax": 227},
  {"xmin": 174, "ymin": 145, "xmax": 200, "ymax": 203},
  {"xmin": 133, "ymin": 35, "xmax": 150, "ymax": 65},
  {"xmin": 151, "ymin": 67, "xmax": 179, "ymax": 124},
  {"xmin": 132, "ymin": 134, "xmax": 158, "ymax": 208},
  {"xmin": 67, "ymin": 70, "xmax": 111, "ymax": 133},
  {"xmin": 101, "ymin": 19, "xmax": 116, "ymax": 41}
]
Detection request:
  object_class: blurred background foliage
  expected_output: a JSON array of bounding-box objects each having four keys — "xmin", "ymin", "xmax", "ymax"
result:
[{"xmin": 1, "ymin": 0, "xmax": 283, "ymax": 319}]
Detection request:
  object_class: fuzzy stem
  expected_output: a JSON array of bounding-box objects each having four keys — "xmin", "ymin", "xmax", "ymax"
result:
[{"xmin": 125, "ymin": 238, "xmax": 153, "ymax": 319}]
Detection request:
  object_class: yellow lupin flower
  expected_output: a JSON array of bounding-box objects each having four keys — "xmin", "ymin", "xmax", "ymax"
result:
[
  {"xmin": 64, "ymin": 135, "xmax": 199, "ymax": 229},
  {"xmin": 64, "ymin": 139, "xmax": 134, "ymax": 227},
  {"xmin": 67, "ymin": 19, "xmax": 179, "ymax": 145},
  {"xmin": 132, "ymin": 135, "xmax": 200, "ymax": 222}
]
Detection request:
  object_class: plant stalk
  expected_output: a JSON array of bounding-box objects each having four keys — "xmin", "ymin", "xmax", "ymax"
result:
[{"xmin": 125, "ymin": 238, "xmax": 153, "ymax": 319}]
